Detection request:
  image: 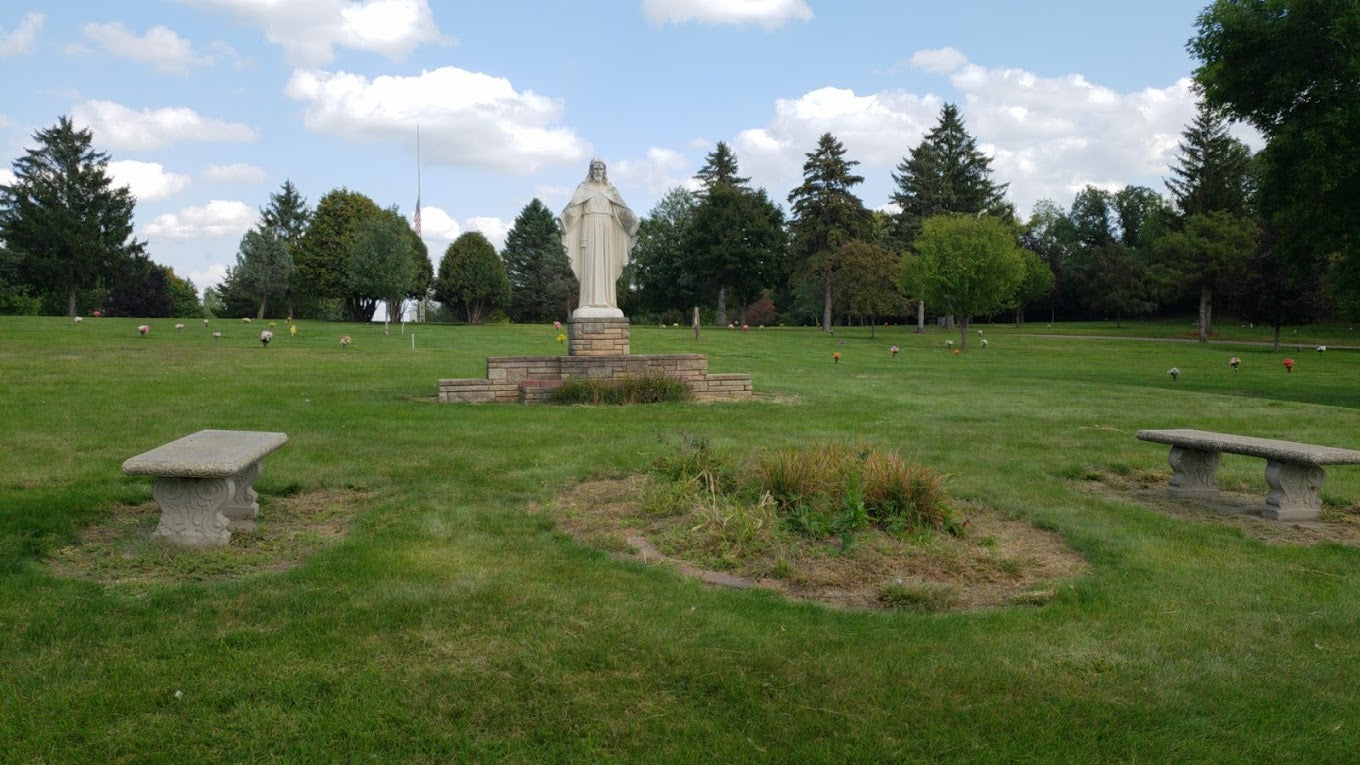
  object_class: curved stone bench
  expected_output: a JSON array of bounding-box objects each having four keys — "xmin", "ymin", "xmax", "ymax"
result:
[
  {"xmin": 1136, "ymin": 428, "xmax": 1360, "ymax": 521},
  {"xmin": 123, "ymin": 429, "xmax": 288, "ymax": 547}
]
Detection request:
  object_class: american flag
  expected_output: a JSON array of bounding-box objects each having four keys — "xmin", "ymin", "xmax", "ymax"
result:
[{"xmin": 413, "ymin": 195, "xmax": 421, "ymax": 237}]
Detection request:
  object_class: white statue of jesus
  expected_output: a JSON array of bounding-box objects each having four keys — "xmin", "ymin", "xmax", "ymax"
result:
[{"xmin": 559, "ymin": 159, "xmax": 638, "ymax": 319}]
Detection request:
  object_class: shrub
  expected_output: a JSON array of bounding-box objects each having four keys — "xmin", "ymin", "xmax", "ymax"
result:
[{"xmin": 546, "ymin": 374, "xmax": 692, "ymax": 406}]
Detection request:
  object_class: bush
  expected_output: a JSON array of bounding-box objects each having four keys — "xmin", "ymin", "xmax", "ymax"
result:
[{"xmin": 546, "ymin": 374, "xmax": 692, "ymax": 406}]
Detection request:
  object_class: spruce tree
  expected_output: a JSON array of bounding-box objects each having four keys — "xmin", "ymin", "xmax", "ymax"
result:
[
  {"xmin": 502, "ymin": 198, "xmax": 576, "ymax": 323},
  {"xmin": 1165, "ymin": 101, "xmax": 1254, "ymax": 218},
  {"xmin": 0, "ymin": 116, "xmax": 144, "ymax": 316},
  {"xmin": 891, "ymin": 104, "xmax": 1011, "ymax": 247},
  {"xmin": 787, "ymin": 133, "xmax": 870, "ymax": 331}
]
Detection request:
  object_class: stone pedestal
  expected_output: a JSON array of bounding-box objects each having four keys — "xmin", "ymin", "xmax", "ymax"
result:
[
  {"xmin": 1262, "ymin": 460, "xmax": 1327, "ymax": 521},
  {"xmin": 569, "ymin": 317, "xmax": 629, "ymax": 356},
  {"xmin": 1167, "ymin": 446, "xmax": 1221, "ymax": 497}
]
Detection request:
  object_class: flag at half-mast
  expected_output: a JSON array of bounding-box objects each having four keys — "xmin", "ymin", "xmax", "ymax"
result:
[
  {"xmin": 413, "ymin": 194, "xmax": 421, "ymax": 237},
  {"xmin": 413, "ymin": 124, "xmax": 422, "ymax": 236}
]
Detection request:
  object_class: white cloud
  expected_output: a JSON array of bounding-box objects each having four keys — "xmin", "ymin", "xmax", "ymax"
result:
[
  {"xmin": 107, "ymin": 160, "xmax": 191, "ymax": 201},
  {"xmin": 720, "ymin": 49, "xmax": 1230, "ymax": 218},
  {"xmin": 72, "ymin": 100, "xmax": 256, "ymax": 151},
  {"xmin": 0, "ymin": 167, "xmax": 14, "ymax": 186},
  {"xmin": 284, "ymin": 66, "xmax": 589, "ymax": 174},
  {"xmin": 464, "ymin": 216, "xmax": 510, "ymax": 251},
  {"xmin": 204, "ymin": 163, "xmax": 267, "ymax": 183},
  {"xmin": 0, "ymin": 11, "xmax": 42, "ymax": 57},
  {"xmin": 909, "ymin": 47, "xmax": 968, "ymax": 76},
  {"xmin": 81, "ymin": 22, "xmax": 211, "ymax": 74},
  {"xmin": 183, "ymin": 0, "xmax": 445, "ymax": 66},
  {"xmin": 643, "ymin": 0, "xmax": 812, "ymax": 28},
  {"xmin": 189, "ymin": 263, "xmax": 230, "ymax": 291},
  {"xmin": 611, "ymin": 148, "xmax": 693, "ymax": 195},
  {"xmin": 416, "ymin": 207, "xmax": 510, "ymax": 252},
  {"xmin": 142, "ymin": 200, "xmax": 254, "ymax": 239}
]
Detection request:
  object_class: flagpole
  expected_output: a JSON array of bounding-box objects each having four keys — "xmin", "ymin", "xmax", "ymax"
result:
[{"xmin": 415, "ymin": 124, "xmax": 425, "ymax": 323}]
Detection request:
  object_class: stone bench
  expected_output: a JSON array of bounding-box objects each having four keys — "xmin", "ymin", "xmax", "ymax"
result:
[
  {"xmin": 1136, "ymin": 428, "xmax": 1360, "ymax": 521},
  {"xmin": 122, "ymin": 429, "xmax": 288, "ymax": 547}
]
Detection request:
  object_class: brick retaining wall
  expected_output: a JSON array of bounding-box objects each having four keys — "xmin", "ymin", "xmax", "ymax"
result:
[{"xmin": 438, "ymin": 353, "xmax": 751, "ymax": 404}]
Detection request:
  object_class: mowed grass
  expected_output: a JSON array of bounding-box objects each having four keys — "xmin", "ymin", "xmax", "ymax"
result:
[{"xmin": 2, "ymin": 315, "xmax": 1359, "ymax": 761}]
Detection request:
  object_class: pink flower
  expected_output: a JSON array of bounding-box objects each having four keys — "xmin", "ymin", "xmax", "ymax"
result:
[
  {"xmin": 138, "ymin": 325, "xmax": 149, "ymax": 336},
  {"xmin": 889, "ymin": 345, "xmax": 900, "ymax": 357},
  {"xmin": 553, "ymin": 320, "xmax": 562, "ymax": 330}
]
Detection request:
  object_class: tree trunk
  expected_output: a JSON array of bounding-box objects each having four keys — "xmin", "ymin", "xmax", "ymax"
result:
[
  {"xmin": 387, "ymin": 298, "xmax": 405, "ymax": 324},
  {"xmin": 692, "ymin": 306, "xmax": 700, "ymax": 341},
  {"xmin": 1198, "ymin": 284, "xmax": 1212, "ymax": 342},
  {"xmin": 869, "ymin": 315, "xmax": 877, "ymax": 339},
  {"xmin": 67, "ymin": 285, "xmax": 78, "ymax": 317},
  {"xmin": 915, "ymin": 300, "xmax": 925, "ymax": 334},
  {"xmin": 822, "ymin": 277, "xmax": 832, "ymax": 332},
  {"xmin": 716, "ymin": 287, "xmax": 727, "ymax": 327},
  {"xmin": 959, "ymin": 316, "xmax": 969, "ymax": 349},
  {"xmin": 1116, "ymin": 310, "xmax": 1122, "ymax": 329},
  {"xmin": 257, "ymin": 296, "xmax": 267, "ymax": 320},
  {"xmin": 1273, "ymin": 324, "xmax": 1281, "ymax": 352}
]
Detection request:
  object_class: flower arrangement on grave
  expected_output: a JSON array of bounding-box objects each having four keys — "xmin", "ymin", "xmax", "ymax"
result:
[
  {"xmin": 138, "ymin": 324, "xmax": 149, "ymax": 336},
  {"xmin": 242, "ymin": 317, "xmax": 251, "ymax": 323},
  {"xmin": 981, "ymin": 339, "xmax": 989, "ymax": 348},
  {"xmin": 73, "ymin": 316, "xmax": 82, "ymax": 323},
  {"xmin": 92, "ymin": 310, "xmax": 102, "ymax": 317},
  {"xmin": 289, "ymin": 324, "xmax": 297, "ymax": 337},
  {"xmin": 953, "ymin": 348, "xmax": 961, "ymax": 356},
  {"xmin": 742, "ymin": 324, "xmax": 749, "ymax": 331},
  {"xmin": 1230, "ymin": 356, "xmax": 1241, "ymax": 370},
  {"xmin": 833, "ymin": 351, "xmax": 841, "ymax": 363},
  {"xmin": 945, "ymin": 339, "xmax": 953, "ymax": 348},
  {"xmin": 260, "ymin": 330, "xmax": 272, "ymax": 347},
  {"xmin": 341, "ymin": 335, "xmax": 351, "ymax": 348},
  {"xmin": 1317, "ymin": 345, "xmax": 1326, "ymax": 353},
  {"xmin": 174, "ymin": 323, "xmax": 184, "ymax": 331},
  {"xmin": 212, "ymin": 331, "xmax": 222, "ymax": 339},
  {"xmin": 1168, "ymin": 367, "xmax": 1180, "ymax": 381},
  {"xmin": 889, "ymin": 345, "xmax": 899, "ymax": 357},
  {"xmin": 1282, "ymin": 357, "xmax": 1294, "ymax": 372},
  {"xmin": 557, "ymin": 333, "xmax": 567, "ymax": 344},
  {"xmin": 203, "ymin": 318, "xmax": 210, "ymax": 325},
  {"xmin": 553, "ymin": 320, "xmax": 562, "ymax": 330}
]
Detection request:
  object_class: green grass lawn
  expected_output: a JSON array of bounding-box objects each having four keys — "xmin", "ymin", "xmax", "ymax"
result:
[{"xmin": 2, "ymin": 315, "xmax": 1359, "ymax": 761}]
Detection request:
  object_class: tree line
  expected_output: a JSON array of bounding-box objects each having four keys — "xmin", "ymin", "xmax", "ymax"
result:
[{"xmin": 3, "ymin": 0, "xmax": 1353, "ymax": 342}]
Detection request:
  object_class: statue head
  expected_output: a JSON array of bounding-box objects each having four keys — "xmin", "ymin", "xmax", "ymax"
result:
[{"xmin": 587, "ymin": 158, "xmax": 607, "ymax": 183}]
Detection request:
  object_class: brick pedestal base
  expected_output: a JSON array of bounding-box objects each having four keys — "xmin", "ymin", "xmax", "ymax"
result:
[{"xmin": 569, "ymin": 317, "xmax": 629, "ymax": 356}]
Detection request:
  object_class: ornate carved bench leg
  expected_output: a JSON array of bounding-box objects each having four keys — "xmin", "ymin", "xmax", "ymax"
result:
[
  {"xmin": 1167, "ymin": 446, "xmax": 1221, "ymax": 496},
  {"xmin": 221, "ymin": 461, "xmax": 262, "ymax": 532},
  {"xmin": 1263, "ymin": 460, "xmax": 1326, "ymax": 521},
  {"xmin": 151, "ymin": 476, "xmax": 234, "ymax": 547}
]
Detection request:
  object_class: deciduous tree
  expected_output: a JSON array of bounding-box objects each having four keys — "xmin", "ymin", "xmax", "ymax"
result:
[
  {"xmin": 907, "ymin": 215, "xmax": 1027, "ymax": 348},
  {"xmin": 1153, "ymin": 210, "xmax": 1259, "ymax": 341},
  {"xmin": 434, "ymin": 231, "xmax": 510, "ymax": 324}
]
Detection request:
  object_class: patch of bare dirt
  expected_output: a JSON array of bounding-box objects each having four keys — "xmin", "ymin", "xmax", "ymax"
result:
[
  {"xmin": 1082, "ymin": 468, "xmax": 1360, "ymax": 546},
  {"xmin": 549, "ymin": 477, "xmax": 1088, "ymax": 612},
  {"xmin": 48, "ymin": 488, "xmax": 370, "ymax": 588}
]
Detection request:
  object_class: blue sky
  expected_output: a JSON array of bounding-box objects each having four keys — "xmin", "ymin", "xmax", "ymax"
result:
[{"xmin": 1, "ymin": 1, "xmax": 1240, "ymax": 296}]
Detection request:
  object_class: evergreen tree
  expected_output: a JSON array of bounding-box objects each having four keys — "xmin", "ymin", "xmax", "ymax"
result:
[
  {"xmin": 693, "ymin": 141, "xmax": 749, "ymax": 195},
  {"xmin": 891, "ymin": 103, "xmax": 1011, "ymax": 247},
  {"xmin": 260, "ymin": 179, "xmax": 311, "ymax": 246},
  {"xmin": 787, "ymin": 133, "xmax": 871, "ymax": 331},
  {"xmin": 1165, "ymin": 101, "xmax": 1254, "ymax": 218},
  {"xmin": 502, "ymin": 198, "xmax": 577, "ymax": 323},
  {"xmin": 230, "ymin": 226, "xmax": 293, "ymax": 319},
  {"xmin": 434, "ymin": 231, "xmax": 510, "ymax": 324},
  {"xmin": 0, "ymin": 116, "xmax": 145, "ymax": 316},
  {"xmin": 687, "ymin": 143, "xmax": 785, "ymax": 324}
]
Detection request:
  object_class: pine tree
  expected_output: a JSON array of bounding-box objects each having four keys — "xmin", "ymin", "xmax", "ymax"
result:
[
  {"xmin": 891, "ymin": 104, "xmax": 1011, "ymax": 247},
  {"xmin": 502, "ymin": 198, "xmax": 577, "ymax": 323},
  {"xmin": 787, "ymin": 133, "xmax": 870, "ymax": 331},
  {"xmin": 0, "ymin": 116, "xmax": 145, "ymax": 316},
  {"xmin": 1165, "ymin": 101, "xmax": 1254, "ymax": 218},
  {"xmin": 688, "ymin": 143, "xmax": 784, "ymax": 324}
]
